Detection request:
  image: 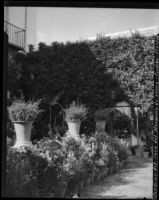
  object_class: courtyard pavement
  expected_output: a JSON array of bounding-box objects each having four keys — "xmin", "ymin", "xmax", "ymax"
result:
[{"xmin": 80, "ymin": 156, "xmax": 153, "ymax": 199}]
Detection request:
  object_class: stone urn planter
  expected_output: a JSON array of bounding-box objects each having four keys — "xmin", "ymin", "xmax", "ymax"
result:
[
  {"xmin": 113, "ymin": 162, "xmax": 120, "ymax": 173},
  {"xmin": 8, "ymin": 98, "xmax": 42, "ymax": 148},
  {"xmin": 94, "ymin": 173, "xmax": 101, "ymax": 183},
  {"xmin": 143, "ymin": 151, "xmax": 149, "ymax": 159},
  {"xmin": 67, "ymin": 120, "xmax": 81, "ymax": 140},
  {"xmin": 78, "ymin": 180, "xmax": 84, "ymax": 194},
  {"xmin": 119, "ymin": 160, "xmax": 124, "ymax": 168},
  {"xmin": 150, "ymin": 147, "xmax": 153, "ymax": 157},
  {"xmin": 67, "ymin": 180, "xmax": 78, "ymax": 197},
  {"xmin": 84, "ymin": 177, "xmax": 91, "ymax": 186},
  {"xmin": 95, "ymin": 120, "xmax": 106, "ymax": 132},
  {"xmin": 54, "ymin": 181, "xmax": 68, "ymax": 198},
  {"xmin": 90, "ymin": 171, "xmax": 96, "ymax": 184},
  {"xmin": 12, "ymin": 121, "xmax": 33, "ymax": 148},
  {"xmin": 100, "ymin": 171, "xmax": 105, "ymax": 181},
  {"xmin": 65, "ymin": 101, "xmax": 87, "ymax": 139},
  {"xmin": 135, "ymin": 146, "xmax": 143, "ymax": 157},
  {"xmin": 94, "ymin": 109, "xmax": 110, "ymax": 132},
  {"xmin": 109, "ymin": 167, "xmax": 113, "ymax": 175},
  {"xmin": 104, "ymin": 168, "xmax": 109, "ymax": 177},
  {"xmin": 72, "ymin": 184, "xmax": 78, "ymax": 194}
]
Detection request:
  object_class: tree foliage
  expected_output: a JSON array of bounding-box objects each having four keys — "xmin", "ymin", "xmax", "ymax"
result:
[
  {"xmin": 8, "ymin": 42, "xmax": 122, "ymax": 139},
  {"xmin": 88, "ymin": 33, "xmax": 154, "ymax": 117},
  {"xmin": 7, "ymin": 33, "xmax": 154, "ymax": 139},
  {"xmin": 8, "ymin": 41, "xmax": 124, "ymax": 109}
]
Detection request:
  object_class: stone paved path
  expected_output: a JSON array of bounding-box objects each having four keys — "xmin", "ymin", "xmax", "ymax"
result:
[{"xmin": 80, "ymin": 157, "xmax": 153, "ymax": 199}]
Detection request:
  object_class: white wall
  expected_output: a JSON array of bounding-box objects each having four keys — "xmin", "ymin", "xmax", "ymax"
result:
[{"xmin": 131, "ymin": 134, "xmax": 146, "ymax": 146}]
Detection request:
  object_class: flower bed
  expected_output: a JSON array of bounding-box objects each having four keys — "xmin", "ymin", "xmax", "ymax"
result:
[{"xmin": 6, "ymin": 133, "xmax": 129, "ymax": 197}]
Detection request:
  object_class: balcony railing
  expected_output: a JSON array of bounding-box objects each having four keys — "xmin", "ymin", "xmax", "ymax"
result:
[{"xmin": 4, "ymin": 20, "xmax": 26, "ymax": 50}]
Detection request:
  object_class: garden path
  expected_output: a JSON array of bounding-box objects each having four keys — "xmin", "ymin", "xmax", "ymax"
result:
[{"xmin": 80, "ymin": 157, "xmax": 153, "ymax": 199}]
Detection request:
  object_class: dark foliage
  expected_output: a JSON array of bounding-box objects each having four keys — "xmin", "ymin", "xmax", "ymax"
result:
[
  {"xmin": 8, "ymin": 33, "xmax": 154, "ymax": 139},
  {"xmin": 8, "ymin": 42, "xmax": 123, "ymax": 139}
]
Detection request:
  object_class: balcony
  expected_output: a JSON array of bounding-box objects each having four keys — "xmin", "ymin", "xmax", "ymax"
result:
[{"xmin": 4, "ymin": 20, "xmax": 26, "ymax": 51}]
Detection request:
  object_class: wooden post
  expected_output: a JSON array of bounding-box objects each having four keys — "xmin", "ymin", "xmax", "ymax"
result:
[
  {"xmin": 24, "ymin": 7, "xmax": 27, "ymax": 51},
  {"xmin": 2, "ymin": 32, "xmax": 8, "ymax": 196},
  {"xmin": 136, "ymin": 108, "xmax": 139, "ymax": 146}
]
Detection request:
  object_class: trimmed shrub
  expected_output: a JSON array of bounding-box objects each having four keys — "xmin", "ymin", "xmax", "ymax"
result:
[{"xmin": 118, "ymin": 145, "xmax": 129, "ymax": 162}]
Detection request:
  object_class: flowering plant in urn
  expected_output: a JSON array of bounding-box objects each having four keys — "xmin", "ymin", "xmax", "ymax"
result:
[
  {"xmin": 64, "ymin": 101, "xmax": 87, "ymax": 122},
  {"xmin": 8, "ymin": 98, "xmax": 43, "ymax": 148},
  {"xmin": 8, "ymin": 98, "xmax": 43, "ymax": 122}
]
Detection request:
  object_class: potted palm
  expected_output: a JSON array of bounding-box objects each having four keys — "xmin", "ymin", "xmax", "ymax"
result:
[
  {"xmin": 8, "ymin": 98, "xmax": 42, "ymax": 148},
  {"xmin": 94, "ymin": 109, "xmax": 107, "ymax": 132},
  {"xmin": 65, "ymin": 101, "xmax": 87, "ymax": 140}
]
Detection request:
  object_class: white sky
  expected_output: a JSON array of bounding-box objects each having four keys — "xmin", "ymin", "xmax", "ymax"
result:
[{"xmin": 7, "ymin": 7, "xmax": 159, "ymax": 48}]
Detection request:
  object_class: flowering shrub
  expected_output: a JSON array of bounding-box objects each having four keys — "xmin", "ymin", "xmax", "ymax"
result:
[
  {"xmin": 63, "ymin": 154, "xmax": 79, "ymax": 181},
  {"xmin": 107, "ymin": 150, "xmax": 119, "ymax": 169},
  {"xmin": 63, "ymin": 136, "xmax": 81, "ymax": 152},
  {"xmin": 118, "ymin": 145, "xmax": 129, "ymax": 162},
  {"xmin": 64, "ymin": 101, "xmax": 87, "ymax": 121},
  {"xmin": 95, "ymin": 132, "xmax": 109, "ymax": 144},
  {"xmin": 106, "ymin": 137, "xmax": 129, "ymax": 162},
  {"xmin": 94, "ymin": 109, "xmax": 107, "ymax": 121},
  {"xmin": 6, "ymin": 129, "xmax": 129, "ymax": 197},
  {"xmin": 6, "ymin": 138, "xmax": 67, "ymax": 197},
  {"xmin": 8, "ymin": 97, "xmax": 43, "ymax": 121},
  {"xmin": 6, "ymin": 146, "xmax": 48, "ymax": 197}
]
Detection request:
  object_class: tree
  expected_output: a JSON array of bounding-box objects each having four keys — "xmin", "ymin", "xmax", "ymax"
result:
[
  {"xmin": 8, "ymin": 33, "xmax": 154, "ymax": 139},
  {"xmin": 88, "ymin": 33, "xmax": 154, "ymax": 117},
  {"xmin": 8, "ymin": 41, "xmax": 125, "ymax": 139}
]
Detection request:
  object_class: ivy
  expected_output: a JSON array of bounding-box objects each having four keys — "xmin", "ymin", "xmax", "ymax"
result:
[
  {"xmin": 88, "ymin": 33, "xmax": 154, "ymax": 117},
  {"xmin": 8, "ymin": 33, "xmax": 154, "ymax": 139}
]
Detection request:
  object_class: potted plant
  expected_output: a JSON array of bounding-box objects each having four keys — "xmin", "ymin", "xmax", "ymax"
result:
[
  {"xmin": 8, "ymin": 98, "xmax": 42, "ymax": 148},
  {"xmin": 107, "ymin": 151, "xmax": 119, "ymax": 174},
  {"xmin": 54, "ymin": 181, "xmax": 68, "ymax": 198},
  {"xmin": 62, "ymin": 152, "xmax": 80, "ymax": 196},
  {"xmin": 65, "ymin": 101, "xmax": 87, "ymax": 140},
  {"xmin": 77, "ymin": 158, "xmax": 87, "ymax": 193},
  {"xmin": 94, "ymin": 158, "xmax": 105, "ymax": 181},
  {"xmin": 143, "ymin": 145, "xmax": 149, "ymax": 159},
  {"xmin": 78, "ymin": 177, "xmax": 85, "ymax": 195},
  {"xmin": 90, "ymin": 166, "xmax": 96, "ymax": 184},
  {"xmin": 118, "ymin": 145, "xmax": 129, "ymax": 168},
  {"xmin": 94, "ymin": 109, "xmax": 107, "ymax": 132},
  {"xmin": 99, "ymin": 147, "xmax": 109, "ymax": 179},
  {"xmin": 134, "ymin": 145, "xmax": 143, "ymax": 157},
  {"xmin": 94, "ymin": 168, "xmax": 101, "ymax": 183},
  {"xmin": 80, "ymin": 154, "xmax": 94, "ymax": 187},
  {"xmin": 150, "ymin": 146, "xmax": 153, "ymax": 157}
]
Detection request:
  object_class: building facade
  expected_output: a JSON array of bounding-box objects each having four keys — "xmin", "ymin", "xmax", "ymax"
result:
[{"xmin": 4, "ymin": 7, "xmax": 27, "ymax": 57}]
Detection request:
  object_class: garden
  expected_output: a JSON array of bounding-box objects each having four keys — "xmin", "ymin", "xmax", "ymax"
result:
[
  {"xmin": 6, "ymin": 98, "xmax": 130, "ymax": 197},
  {"xmin": 6, "ymin": 32, "xmax": 154, "ymax": 197}
]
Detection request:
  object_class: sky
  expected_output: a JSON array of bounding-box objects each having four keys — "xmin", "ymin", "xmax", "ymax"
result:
[{"xmin": 7, "ymin": 7, "xmax": 159, "ymax": 48}]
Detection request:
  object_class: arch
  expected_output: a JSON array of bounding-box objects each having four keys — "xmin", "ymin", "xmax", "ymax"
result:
[{"xmin": 105, "ymin": 101, "xmax": 133, "ymax": 139}]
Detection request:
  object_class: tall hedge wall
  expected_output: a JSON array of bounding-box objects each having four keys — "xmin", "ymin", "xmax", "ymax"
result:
[
  {"xmin": 88, "ymin": 32, "xmax": 154, "ymax": 117},
  {"xmin": 7, "ymin": 33, "xmax": 154, "ymax": 139}
]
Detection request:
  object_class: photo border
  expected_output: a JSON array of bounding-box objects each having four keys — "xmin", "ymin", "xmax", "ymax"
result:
[{"xmin": 2, "ymin": 2, "xmax": 159, "ymax": 199}]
